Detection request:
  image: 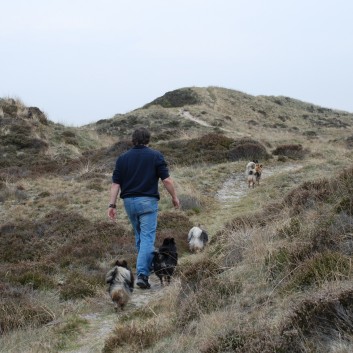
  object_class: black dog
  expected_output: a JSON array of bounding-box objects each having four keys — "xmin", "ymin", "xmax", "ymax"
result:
[{"xmin": 152, "ymin": 237, "xmax": 178, "ymax": 286}]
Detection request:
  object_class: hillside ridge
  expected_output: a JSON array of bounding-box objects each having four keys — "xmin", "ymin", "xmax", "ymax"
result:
[{"xmin": 1, "ymin": 87, "xmax": 353, "ymax": 352}]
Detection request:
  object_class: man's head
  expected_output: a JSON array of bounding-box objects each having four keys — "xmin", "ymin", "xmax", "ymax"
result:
[{"xmin": 132, "ymin": 127, "xmax": 150, "ymax": 146}]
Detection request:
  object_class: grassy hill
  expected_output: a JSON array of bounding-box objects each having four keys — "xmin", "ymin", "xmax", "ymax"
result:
[
  {"xmin": 89, "ymin": 86, "xmax": 353, "ymax": 143},
  {"xmin": 1, "ymin": 88, "xmax": 353, "ymax": 352}
]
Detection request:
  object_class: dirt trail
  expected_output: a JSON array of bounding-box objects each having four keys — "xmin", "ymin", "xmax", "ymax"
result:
[
  {"xmin": 64, "ymin": 163, "xmax": 303, "ymax": 352},
  {"xmin": 64, "ymin": 277, "xmax": 164, "ymax": 353},
  {"xmin": 179, "ymin": 109, "xmax": 232, "ymax": 132},
  {"xmin": 216, "ymin": 164, "xmax": 303, "ymax": 206}
]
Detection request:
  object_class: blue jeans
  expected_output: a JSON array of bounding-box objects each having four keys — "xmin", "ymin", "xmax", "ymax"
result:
[{"xmin": 123, "ymin": 197, "xmax": 158, "ymax": 277}]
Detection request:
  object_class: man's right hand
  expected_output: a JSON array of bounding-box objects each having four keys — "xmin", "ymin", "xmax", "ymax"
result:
[{"xmin": 172, "ymin": 197, "xmax": 180, "ymax": 209}]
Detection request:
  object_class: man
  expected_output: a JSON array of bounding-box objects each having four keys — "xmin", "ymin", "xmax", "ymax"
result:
[{"xmin": 108, "ymin": 127, "xmax": 180, "ymax": 289}]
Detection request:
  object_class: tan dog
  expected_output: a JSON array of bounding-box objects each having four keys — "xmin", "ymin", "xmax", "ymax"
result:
[{"xmin": 255, "ymin": 163, "xmax": 263, "ymax": 185}]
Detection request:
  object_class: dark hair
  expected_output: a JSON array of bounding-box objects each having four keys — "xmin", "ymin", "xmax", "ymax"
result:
[{"xmin": 132, "ymin": 128, "xmax": 150, "ymax": 145}]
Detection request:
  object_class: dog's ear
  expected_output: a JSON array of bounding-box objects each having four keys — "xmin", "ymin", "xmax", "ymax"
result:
[
  {"xmin": 162, "ymin": 238, "xmax": 170, "ymax": 245},
  {"xmin": 121, "ymin": 260, "xmax": 128, "ymax": 268},
  {"xmin": 114, "ymin": 259, "xmax": 121, "ymax": 266}
]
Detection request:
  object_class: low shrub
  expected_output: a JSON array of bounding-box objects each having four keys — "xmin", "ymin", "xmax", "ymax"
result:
[
  {"xmin": 59, "ymin": 270, "xmax": 103, "ymax": 300},
  {"xmin": 336, "ymin": 196, "xmax": 353, "ymax": 216},
  {"xmin": 103, "ymin": 321, "xmax": 163, "ymax": 353},
  {"xmin": 284, "ymin": 179, "xmax": 331, "ymax": 215},
  {"xmin": 174, "ymin": 258, "xmax": 225, "ymax": 326},
  {"xmin": 284, "ymin": 251, "xmax": 352, "ymax": 291},
  {"xmin": 280, "ymin": 288, "xmax": 353, "ymax": 351},
  {"xmin": 177, "ymin": 276, "xmax": 241, "ymax": 326},
  {"xmin": 8, "ymin": 269, "xmax": 55, "ymax": 290},
  {"xmin": 272, "ymin": 144, "xmax": 308, "ymax": 160},
  {"xmin": 156, "ymin": 211, "xmax": 193, "ymax": 254},
  {"xmin": 228, "ymin": 137, "xmax": 269, "ymax": 161},
  {"xmin": 0, "ymin": 286, "xmax": 54, "ymax": 334},
  {"xmin": 157, "ymin": 133, "xmax": 234, "ymax": 165},
  {"xmin": 143, "ymin": 88, "xmax": 201, "ymax": 108},
  {"xmin": 277, "ymin": 217, "xmax": 301, "ymax": 238},
  {"xmin": 179, "ymin": 194, "xmax": 202, "ymax": 213}
]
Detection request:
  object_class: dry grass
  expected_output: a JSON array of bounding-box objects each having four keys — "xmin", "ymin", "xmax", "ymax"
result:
[{"xmin": 2, "ymin": 90, "xmax": 353, "ymax": 352}]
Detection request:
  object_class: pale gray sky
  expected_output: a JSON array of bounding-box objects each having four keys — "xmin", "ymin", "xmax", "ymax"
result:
[{"xmin": 1, "ymin": 0, "xmax": 352, "ymax": 126}]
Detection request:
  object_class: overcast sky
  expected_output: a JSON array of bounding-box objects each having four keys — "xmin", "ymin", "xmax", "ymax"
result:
[{"xmin": 1, "ymin": 0, "xmax": 352, "ymax": 126}]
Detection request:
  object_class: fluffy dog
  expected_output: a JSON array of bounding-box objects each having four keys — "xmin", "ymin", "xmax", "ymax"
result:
[
  {"xmin": 245, "ymin": 160, "xmax": 262, "ymax": 188},
  {"xmin": 106, "ymin": 260, "xmax": 134, "ymax": 311},
  {"xmin": 188, "ymin": 226, "xmax": 208, "ymax": 253},
  {"xmin": 245, "ymin": 161, "xmax": 256, "ymax": 188},
  {"xmin": 152, "ymin": 237, "xmax": 178, "ymax": 286}
]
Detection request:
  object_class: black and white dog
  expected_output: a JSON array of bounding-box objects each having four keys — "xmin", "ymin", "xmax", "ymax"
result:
[
  {"xmin": 188, "ymin": 226, "xmax": 208, "ymax": 253},
  {"xmin": 106, "ymin": 259, "xmax": 134, "ymax": 311},
  {"xmin": 152, "ymin": 237, "xmax": 178, "ymax": 286}
]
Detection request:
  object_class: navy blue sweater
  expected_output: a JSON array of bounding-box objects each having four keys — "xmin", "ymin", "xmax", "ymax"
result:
[{"xmin": 112, "ymin": 145, "xmax": 170, "ymax": 200}]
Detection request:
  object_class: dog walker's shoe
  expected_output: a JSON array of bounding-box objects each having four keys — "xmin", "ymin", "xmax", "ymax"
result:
[{"xmin": 136, "ymin": 275, "xmax": 151, "ymax": 289}]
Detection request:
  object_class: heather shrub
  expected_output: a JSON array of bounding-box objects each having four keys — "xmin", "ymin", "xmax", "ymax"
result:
[
  {"xmin": 8, "ymin": 269, "xmax": 56, "ymax": 290},
  {"xmin": 175, "ymin": 258, "xmax": 225, "ymax": 326},
  {"xmin": 228, "ymin": 137, "xmax": 269, "ymax": 161},
  {"xmin": 0, "ymin": 221, "xmax": 52, "ymax": 263},
  {"xmin": 0, "ymin": 212, "xmax": 135, "ymax": 290},
  {"xmin": 346, "ymin": 135, "xmax": 353, "ymax": 148},
  {"xmin": 179, "ymin": 193, "xmax": 202, "ymax": 213},
  {"xmin": 336, "ymin": 202, "xmax": 353, "ymax": 228},
  {"xmin": 0, "ymin": 285, "xmax": 54, "ymax": 333},
  {"xmin": 280, "ymin": 288, "xmax": 353, "ymax": 351},
  {"xmin": 59, "ymin": 270, "xmax": 103, "ymax": 300},
  {"xmin": 157, "ymin": 133, "xmax": 234, "ymax": 165},
  {"xmin": 1, "ymin": 123, "xmax": 48, "ymax": 151},
  {"xmin": 284, "ymin": 251, "xmax": 352, "ymax": 291},
  {"xmin": 143, "ymin": 88, "xmax": 201, "ymax": 108},
  {"xmin": 284, "ymin": 179, "xmax": 331, "ymax": 215},
  {"xmin": 103, "ymin": 320, "xmax": 165, "ymax": 353},
  {"xmin": 277, "ymin": 217, "xmax": 301, "ymax": 238},
  {"xmin": 157, "ymin": 211, "xmax": 193, "ymax": 254},
  {"xmin": 177, "ymin": 276, "xmax": 241, "ymax": 326},
  {"xmin": 200, "ymin": 327, "xmax": 281, "ymax": 353},
  {"xmin": 272, "ymin": 143, "xmax": 308, "ymax": 159}
]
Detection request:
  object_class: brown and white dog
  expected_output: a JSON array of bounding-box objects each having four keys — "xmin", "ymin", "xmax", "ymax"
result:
[
  {"xmin": 245, "ymin": 160, "xmax": 263, "ymax": 188},
  {"xmin": 106, "ymin": 260, "xmax": 134, "ymax": 311}
]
